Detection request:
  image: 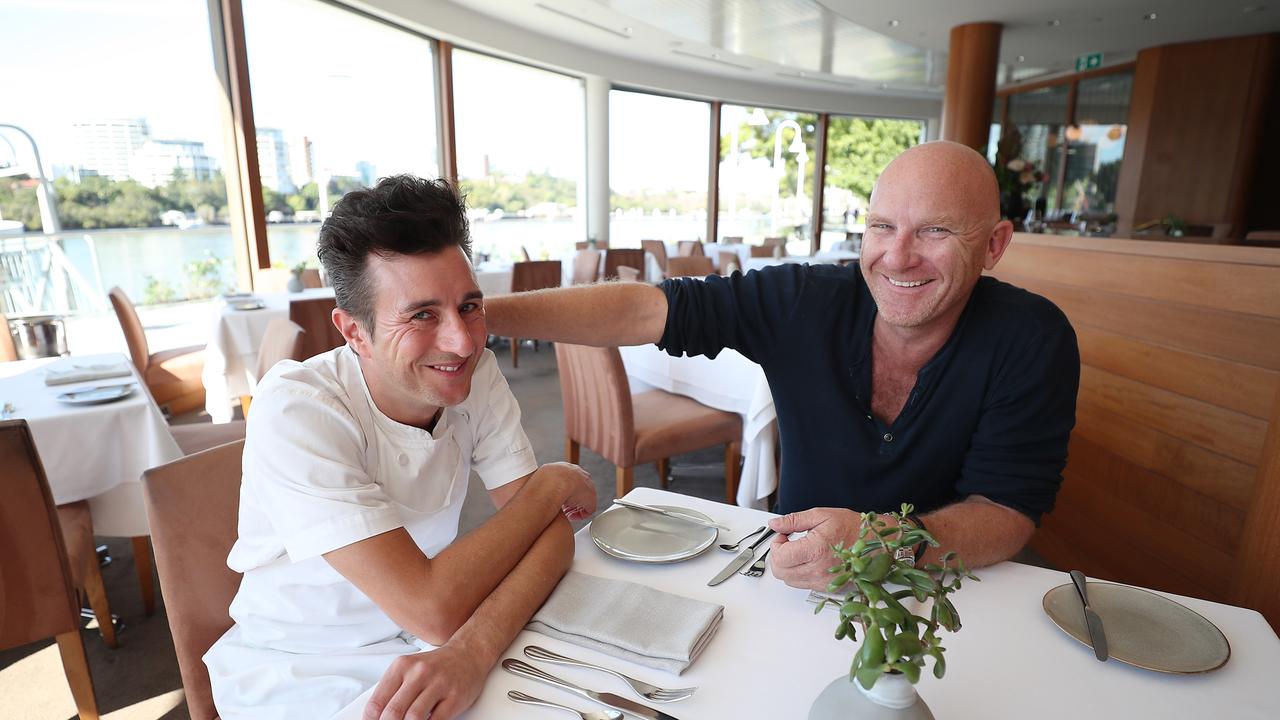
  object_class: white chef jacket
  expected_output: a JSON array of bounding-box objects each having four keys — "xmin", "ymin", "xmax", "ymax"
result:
[{"xmin": 204, "ymin": 346, "xmax": 538, "ymax": 719}]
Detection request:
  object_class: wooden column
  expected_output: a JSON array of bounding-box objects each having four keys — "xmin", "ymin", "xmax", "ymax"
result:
[
  {"xmin": 941, "ymin": 22, "xmax": 1002, "ymax": 151},
  {"xmin": 434, "ymin": 40, "xmax": 458, "ymax": 184},
  {"xmin": 706, "ymin": 101, "xmax": 721, "ymax": 243},
  {"xmin": 1234, "ymin": 384, "xmax": 1280, "ymax": 632}
]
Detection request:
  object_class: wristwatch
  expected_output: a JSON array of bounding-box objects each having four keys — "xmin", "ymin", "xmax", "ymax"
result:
[{"xmin": 906, "ymin": 513, "xmax": 928, "ymax": 563}]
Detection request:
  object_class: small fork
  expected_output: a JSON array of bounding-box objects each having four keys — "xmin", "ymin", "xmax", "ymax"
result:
[
  {"xmin": 523, "ymin": 645, "xmax": 696, "ymax": 702},
  {"xmin": 741, "ymin": 547, "xmax": 771, "ymax": 577}
]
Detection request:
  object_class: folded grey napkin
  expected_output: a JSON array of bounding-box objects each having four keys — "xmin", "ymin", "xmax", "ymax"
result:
[
  {"xmin": 44, "ymin": 362, "xmax": 132, "ymax": 386},
  {"xmin": 526, "ymin": 571, "xmax": 723, "ymax": 675}
]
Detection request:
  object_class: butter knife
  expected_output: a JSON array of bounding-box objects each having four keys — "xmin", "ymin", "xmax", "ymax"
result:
[
  {"xmin": 502, "ymin": 659, "xmax": 682, "ymax": 720},
  {"xmin": 707, "ymin": 528, "xmax": 776, "ymax": 586},
  {"xmin": 1069, "ymin": 570, "xmax": 1109, "ymax": 661},
  {"xmin": 612, "ymin": 499, "xmax": 731, "ymax": 531}
]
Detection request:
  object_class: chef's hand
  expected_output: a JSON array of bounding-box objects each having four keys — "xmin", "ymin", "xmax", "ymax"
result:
[
  {"xmin": 364, "ymin": 643, "xmax": 486, "ymax": 720},
  {"xmin": 767, "ymin": 508, "xmax": 866, "ymax": 590},
  {"xmin": 540, "ymin": 461, "xmax": 595, "ymax": 521}
]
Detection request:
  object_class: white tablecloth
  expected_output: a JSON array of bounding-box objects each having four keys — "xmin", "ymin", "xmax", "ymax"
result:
[
  {"xmin": 702, "ymin": 242, "xmax": 752, "ymax": 271},
  {"xmin": 336, "ymin": 488, "xmax": 1280, "ymax": 719},
  {"xmin": 618, "ymin": 344, "xmax": 777, "ymax": 509},
  {"xmin": 0, "ymin": 353, "xmax": 183, "ymax": 536}
]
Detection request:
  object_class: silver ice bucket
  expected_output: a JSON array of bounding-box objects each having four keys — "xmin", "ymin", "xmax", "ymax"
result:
[{"xmin": 9, "ymin": 315, "xmax": 69, "ymax": 360}]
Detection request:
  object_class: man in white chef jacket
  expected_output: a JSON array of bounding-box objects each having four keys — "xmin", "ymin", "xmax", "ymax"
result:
[{"xmin": 204, "ymin": 175, "xmax": 596, "ymax": 720}]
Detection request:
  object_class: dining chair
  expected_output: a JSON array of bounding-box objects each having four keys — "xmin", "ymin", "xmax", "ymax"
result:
[
  {"xmin": 521, "ymin": 246, "xmax": 532, "ymax": 262},
  {"xmin": 641, "ymin": 240, "xmax": 668, "ymax": 275},
  {"xmin": 719, "ymin": 251, "xmax": 742, "ymax": 276},
  {"xmin": 666, "ymin": 256, "xmax": 714, "ymax": 278},
  {"xmin": 604, "ymin": 249, "xmax": 645, "ymax": 281},
  {"xmin": 108, "ymin": 287, "xmax": 206, "ymax": 416},
  {"xmin": 616, "ymin": 266, "xmax": 641, "ymax": 282},
  {"xmin": 288, "ymin": 296, "xmax": 346, "ymax": 361},
  {"xmin": 142, "ymin": 439, "xmax": 244, "ymax": 720},
  {"xmin": 1, "ymin": 419, "xmax": 105, "ymax": 719},
  {"xmin": 721, "ymin": 236, "xmax": 744, "ymax": 245},
  {"xmin": 763, "ymin": 236, "xmax": 787, "ymax": 256},
  {"xmin": 1, "ymin": 314, "xmax": 17, "ymax": 361},
  {"xmin": 238, "ymin": 318, "xmax": 305, "ymax": 417},
  {"xmin": 508, "ymin": 260, "xmax": 563, "ymax": 368},
  {"xmin": 749, "ymin": 245, "xmax": 776, "ymax": 258},
  {"xmin": 554, "ymin": 343, "xmax": 741, "ymax": 501},
  {"xmin": 572, "ymin": 249, "xmax": 602, "ymax": 285},
  {"xmin": 676, "ymin": 240, "xmax": 704, "ymax": 257}
]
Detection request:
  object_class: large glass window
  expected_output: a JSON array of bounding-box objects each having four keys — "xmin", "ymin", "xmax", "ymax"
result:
[
  {"xmin": 820, "ymin": 117, "xmax": 924, "ymax": 250},
  {"xmin": 1004, "ymin": 84, "xmax": 1069, "ymax": 215},
  {"xmin": 609, "ymin": 91, "xmax": 710, "ymax": 247},
  {"xmin": 453, "ymin": 51, "xmax": 584, "ymax": 263},
  {"xmin": 1063, "ymin": 72, "xmax": 1133, "ymax": 218},
  {"xmin": 244, "ymin": 0, "xmax": 438, "ymax": 269},
  {"xmin": 0, "ymin": 0, "xmax": 234, "ymax": 352},
  {"xmin": 717, "ymin": 105, "xmax": 819, "ymax": 253}
]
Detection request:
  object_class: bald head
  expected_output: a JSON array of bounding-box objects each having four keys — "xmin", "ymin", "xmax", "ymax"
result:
[{"xmin": 871, "ymin": 141, "xmax": 1001, "ymax": 225}]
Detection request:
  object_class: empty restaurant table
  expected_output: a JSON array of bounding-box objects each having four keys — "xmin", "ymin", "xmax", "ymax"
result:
[
  {"xmin": 0, "ymin": 352, "xmax": 183, "ymax": 536},
  {"xmin": 332, "ymin": 488, "xmax": 1280, "ymax": 719}
]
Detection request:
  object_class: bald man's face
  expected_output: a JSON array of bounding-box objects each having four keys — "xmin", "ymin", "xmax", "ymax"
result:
[{"xmin": 860, "ymin": 144, "xmax": 1010, "ymax": 333}]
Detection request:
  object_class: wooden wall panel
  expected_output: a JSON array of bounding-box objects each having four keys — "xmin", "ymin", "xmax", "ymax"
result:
[{"xmin": 996, "ymin": 234, "xmax": 1280, "ymax": 625}]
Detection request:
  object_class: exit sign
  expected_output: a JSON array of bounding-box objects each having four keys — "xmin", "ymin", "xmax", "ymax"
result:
[{"xmin": 1075, "ymin": 52, "xmax": 1104, "ymax": 71}]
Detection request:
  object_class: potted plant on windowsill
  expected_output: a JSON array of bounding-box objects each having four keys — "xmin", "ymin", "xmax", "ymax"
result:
[
  {"xmin": 287, "ymin": 261, "xmax": 308, "ymax": 293},
  {"xmin": 809, "ymin": 504, "xmax": 977, "ymax": 720}
]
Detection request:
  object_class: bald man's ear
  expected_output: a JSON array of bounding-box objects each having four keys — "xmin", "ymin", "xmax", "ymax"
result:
[
  {"xmin": 983, "ymin": 220, "xmax": 1015, "ymax": 270},
  {"xmin": 333, "ymin": 307, "xmax": 372, "ymax": 359}
]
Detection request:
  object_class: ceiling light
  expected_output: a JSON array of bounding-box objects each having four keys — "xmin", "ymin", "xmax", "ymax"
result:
[
  {"xmin": 1017, "ymin": 55, "xmax": 1026, "ymax": 62},
  {"xmin": 888, "ymin": 19, "xmax": 901, "ymax": 27},
  {"xmin": 1143, "ymin": 12, "xmax": 1158, "ymax": 20},
  {"xmin": 1047, "ymin": 19, "xmax": 1061, "ymax": 26},
  {"xmin": 748, "ymin": 108, "xmax": 769, "ymax": 126},
  {"xmin": 1065, "ymin": 124, "xmax": 1083, "ymax": 142}
]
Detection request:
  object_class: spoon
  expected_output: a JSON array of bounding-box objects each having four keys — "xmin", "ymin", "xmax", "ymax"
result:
[
  {"xmin": 719, "ymin": 525, "xmax": 766, "ymax": 552},
  {"xmin": 507, "ymin": 690, "xmax": 623, "ymax": 720}
]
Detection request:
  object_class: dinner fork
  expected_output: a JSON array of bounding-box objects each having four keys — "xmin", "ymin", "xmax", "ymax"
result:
[
  {"xmin": 507, "ymin": 691, "xmax": 623, "ymax": 720},
  {"xmin": 523, "ymin": 645, "xmax": 696, "ymax": 702},
  {"xmin": 741, "ymin": 548, "xmax": 771, "ymax": 577}
]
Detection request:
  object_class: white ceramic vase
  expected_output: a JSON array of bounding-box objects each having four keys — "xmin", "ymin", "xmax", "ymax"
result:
[
  {"xmin": 808, "ymin": 672, "xmax": 935, "ymax": 720},
  {"xmin": 286, "ymin": 273, "xmax": 304, "ymax": 293}
]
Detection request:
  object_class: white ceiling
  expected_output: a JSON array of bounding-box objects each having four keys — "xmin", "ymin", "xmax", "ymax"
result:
[{"xmin": 456, "ymin": 0, "xmax": 1280, "ymax": 97}]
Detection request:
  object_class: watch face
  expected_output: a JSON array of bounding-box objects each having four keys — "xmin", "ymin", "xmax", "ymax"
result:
[{"xmin": 892, "ymin": 546, "xmax": 915, "ymax": 565}]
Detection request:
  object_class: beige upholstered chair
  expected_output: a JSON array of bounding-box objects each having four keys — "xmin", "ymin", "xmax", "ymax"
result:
[
  {"xmin": 1, "ymin": 419, "xmax": 105, "ymax": 719},
  {"xmin": 509, "ymin": 261, "xmax": 563, "ymax": 368},
  {"xmin": 603, "ymin": 249, "xmax": 644, "ymax": 281},
  {"xmin": 616, "ymin": 266, "xmax": 641, "ymax": 282},
  {"xmin": 641, "ymin": 240, "xmax": 668, "ymax": 275},
  {"xmin": 108, "ymin": 287, "xmax": 206, "ymax": 416},
  {"xmin": 749, "ymin": 245, "xmax": 776, "ymax": 258},
  {"xmin": 720, "ymin": 251, "xmax": 742, "ymax": 276},
  {"xmin": 143, "ymin": 440, "xmax": 245, "ymax": 720},
  {"xmin": 555, "ymin": 343, "xmax": 741, "ymax": 501},
  {"xmin": 238, "ymin": 318, "xmax": 305, "ymax": 417},
  {"xmin": 575, "ymin": 240, "xmax": 609, "ymax": 250},
  {"xmin": 763, "ymin": 236, "xmax": 787, "ymax": 255},
  {"xmin": 289, "ymin": 296, "xmax": 346, "ymax": 361},
  {"xmin": 666, "ymin": 256, "xmax": 715, "ymax": 278},
  {"xmin": 676, "ymin": 240, "xmax": 704, "ymax": 257},
  {"xmin": 572, "ymin": 249, "xmax": 602, "ymax": 285}
]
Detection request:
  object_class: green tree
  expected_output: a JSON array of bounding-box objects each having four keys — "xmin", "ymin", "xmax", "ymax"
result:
[
  {"xmin": 287, "ymin": 182, "xmax": 319, "ymax": 212},
  {"xmin": 824, "ymin": 117, "xmax": 922, "ymax": 202},
  {"xmin": 0, "ymin": 178, "xmax": 42, "ymax": 230}
]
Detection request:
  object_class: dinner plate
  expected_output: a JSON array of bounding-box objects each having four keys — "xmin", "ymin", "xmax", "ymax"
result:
[
  {"xmin": 589, "ymin": 504, "xmax": 718, "ymax": 563},
  {"xmin": 1043, "ymin": 581, "xmax": 1230, "ymax": 673},
  {"xmin": 232, "ymin": 300, "xmax": 266, "ymax": 311},
  {"xmin": 56, "ymin": 384, "xmax": 137, "ymax": 405}
]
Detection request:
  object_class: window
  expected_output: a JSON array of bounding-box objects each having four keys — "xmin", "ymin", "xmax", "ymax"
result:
[
  {"xmin": 1063, "ymin": 72, "xmax": 1133, "ymax": 217},
  {"xmin": 243, "ymin": 0, "xmax": 439, "ymax": 268},
  {"xmin": 1004, "ymin": 84, "xmax": 1069, "ymax": 214},
  {"xmin": 0, "ymin": 0, "xmax": 235, "ymax": 351},
  {"xmin": 609, "ymin": 91, "xmax": 710, "ymax": 247},
  {"xmin": 820, "ymin": 116, "xmax": 924, "ymax": 250},
  {"xmin": 453, "ymin": 50, "xmax": 584, "ymax": 263},
  {"xmin": 718, "ymin": 105, "xmax": 819, "ymax": 253}
]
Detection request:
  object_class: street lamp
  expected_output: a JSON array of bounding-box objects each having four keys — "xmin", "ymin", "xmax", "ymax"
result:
[
  {"xmin": 771, "ymin": 119, "xmax": 803, "ymax": 233},
  {"xmin": 0, "ymin": 123, "xmax": 62, "ymax": 234}
]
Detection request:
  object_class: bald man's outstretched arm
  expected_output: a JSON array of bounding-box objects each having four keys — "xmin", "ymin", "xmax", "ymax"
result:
[{"xmin": 483, "ymin": 282, "xmax": 668, "ymax": 347}]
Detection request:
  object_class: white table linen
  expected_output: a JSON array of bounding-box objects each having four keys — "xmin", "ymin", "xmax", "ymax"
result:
[
  {"xmin": 336, "ymin": 487, "xmax": 1280, "ymax": 719},
  {"xmin": 618, "ymin": 345, "xmax": 777, "ymax": 509},
  {"xmin": 0, "ymin": 353, "xmax": 183, "ymax": 536},
  {"xmin": 702, "ymin": 242, "xmax": 752, "ymax": 272}
]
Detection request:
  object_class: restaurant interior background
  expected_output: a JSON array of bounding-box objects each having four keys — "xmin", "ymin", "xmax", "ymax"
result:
[{"xmin": 2, "ymin": 0, "xmax": 1279, "ymax": 717}]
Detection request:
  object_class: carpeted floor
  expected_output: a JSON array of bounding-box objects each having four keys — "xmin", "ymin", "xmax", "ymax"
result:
[{"xmin": 0, "ymin": 341, "xmax": 1051, "ymax": 719}]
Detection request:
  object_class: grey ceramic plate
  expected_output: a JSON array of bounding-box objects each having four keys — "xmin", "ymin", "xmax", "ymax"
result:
[
  {"xmin": 1043, "ymin": 581, "xmax": 1230, "ymax": 673},
  {"xmin": 56, "ymin": 383, "xmax": 136, "ymax": 405},
  {"xmin": 589, "ymin": 504, "xmax": 718, "ymax": 563}
]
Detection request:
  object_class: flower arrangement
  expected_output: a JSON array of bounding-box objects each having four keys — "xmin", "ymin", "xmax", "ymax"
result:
[
  {"xmin": 816, "ymin": 504, "xmax": 977, "ymax": 691},
  {"xmin": 994, "ymin": 157, "xmax": 1045, "ymax": 206}
]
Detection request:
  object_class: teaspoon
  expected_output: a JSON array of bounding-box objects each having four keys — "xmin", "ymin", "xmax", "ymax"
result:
[{"xmin": 719, "ymin": 525, "xmax": 766, "ymax": 552}]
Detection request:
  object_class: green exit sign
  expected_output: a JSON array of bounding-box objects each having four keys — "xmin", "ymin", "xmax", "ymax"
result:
[{"xmin": 1075, "ymin": 52, "xmax": 1104, "ymax": 71}]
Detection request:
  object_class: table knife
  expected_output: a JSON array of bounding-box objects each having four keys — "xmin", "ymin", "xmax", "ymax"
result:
[
  {"xmin": 612, "ymin": 498, "xmax": 731, "ymax": 531},
  {"xmin": 502, "ymin": 659, "xmax": 682, "ymax": 720},
  {"xmin": 707, "ymin": 528, "xmax": 776, "ymax": 586},
  {"xmin": 1069, "ymin": 570, "xmax": 1109, "ymax": 661}
]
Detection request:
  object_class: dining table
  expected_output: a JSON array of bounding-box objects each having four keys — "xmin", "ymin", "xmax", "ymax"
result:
[
  {"xmin": 0, "ymin": 352, "xmax": 183, "ymax": 536},
  {"xmin": 618, "ymin": 344, "xmax": 777, "ymax": 509},
  {"xmin": 333, "ymin": 487, "xmax": 1280, "ymax": 719}
]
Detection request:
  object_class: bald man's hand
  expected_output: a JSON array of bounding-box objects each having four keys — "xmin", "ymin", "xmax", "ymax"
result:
[{"xmin": 767, "ymin": 508, "xmax": 865, "ymax": 590}]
